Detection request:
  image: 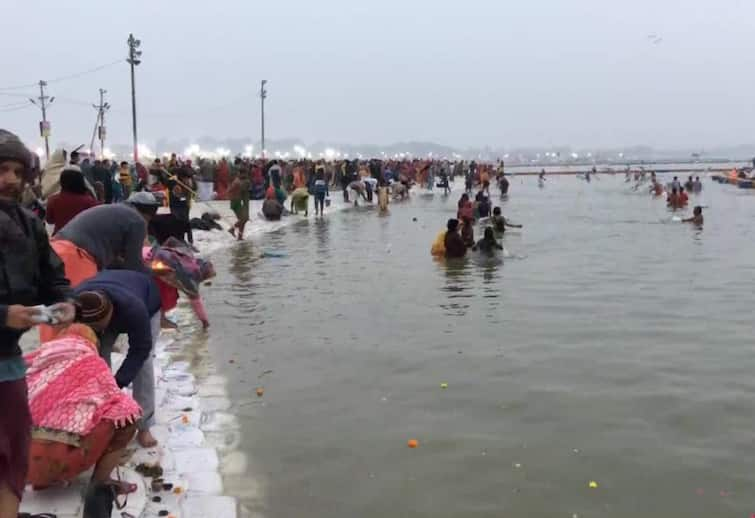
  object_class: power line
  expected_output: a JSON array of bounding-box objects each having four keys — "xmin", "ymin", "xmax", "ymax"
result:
[
  {"xmin": 0, "ymin": 101, "xmax": 29, "ymax": 109},
  {"xmin": 54, "ymin": 95, "xmax": 95, "ymax": 107},
  {"xmin": 0, "ymin": 103, "xmax": 33, "ymax": 113},
  {"xmin": 105, "ymin": 92, "xmax": 252, "ymax": 119},
  {"xmin": 0, "ymin": 91, "xmax": 35, "ymax": 99},
  {"xmin": 0, "ymin": 82, "xmax": 38, "ymax": 92},
  {"xmin": 0, "ymin": 58, "xmax": 122, "ymax": 91},
  {"xmin": 46, "ymin": 59, "xmax": 123, "ymax": 85}
]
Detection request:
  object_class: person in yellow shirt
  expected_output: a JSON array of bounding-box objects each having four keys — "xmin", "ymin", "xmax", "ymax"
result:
[{"xmin": 118, "ymin": 161, "xmax": 133, "ymax": 198}]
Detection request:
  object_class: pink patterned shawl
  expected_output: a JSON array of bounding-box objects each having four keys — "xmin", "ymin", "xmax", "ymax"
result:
[{"xmin": 24, "ymin": 335, "xmax": 142, "ymax": 437}]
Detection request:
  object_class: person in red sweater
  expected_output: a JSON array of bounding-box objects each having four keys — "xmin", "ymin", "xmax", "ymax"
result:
[
  {"xmin": 45, "ymin": 167, "xmax": 99, "ymax": 234},
  {"xmin": 678, "ymin": 186, "xmax": 689, "ymax": 206}
]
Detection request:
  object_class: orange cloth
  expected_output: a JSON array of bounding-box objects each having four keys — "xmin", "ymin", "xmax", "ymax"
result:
[
  {"xmin": 293, "ymin": 167, "xmax": 306, "ymax": 189},
  {"xmin": 50, "ymin": 240, "xmax": 98, "ymax": 286},
  {"xmin": 40, "ymin": 240, "xmax": 98, "ymax": 343},
  {"xmin": 28, "ymin": 422, "xmax": 135, "ymax": 488}
]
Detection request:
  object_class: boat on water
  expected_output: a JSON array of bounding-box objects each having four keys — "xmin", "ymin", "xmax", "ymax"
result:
[{"xmin": 711, "ymin": 169, "xmax": 755, "ymax": 188}]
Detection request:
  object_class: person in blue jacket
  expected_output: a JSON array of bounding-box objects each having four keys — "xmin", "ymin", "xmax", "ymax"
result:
[{"xmin": 75, "ymin": 269, "xmax": 162, "ymax": 449}]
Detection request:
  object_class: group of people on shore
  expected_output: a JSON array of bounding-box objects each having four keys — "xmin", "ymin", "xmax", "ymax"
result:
[
  {"xmin": 0, "ymin": 130, "xmax": 215, "ymax": 518},
  {"xmin": 218, "ymin": 157, "xmax": 507, "ymax": 238},
  {"xmin": 25, "ymin": 147, "xmax": 513, "ymax": 244}
]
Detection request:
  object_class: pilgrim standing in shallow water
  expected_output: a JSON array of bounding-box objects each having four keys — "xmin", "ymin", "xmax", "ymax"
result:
[
  {"xmin": 228, "ymin": 171, "xmax": 251, "ymax": 240},
  {"xmin": 444, "ymin": 219, "xmax": 467, "ymax": 258}
]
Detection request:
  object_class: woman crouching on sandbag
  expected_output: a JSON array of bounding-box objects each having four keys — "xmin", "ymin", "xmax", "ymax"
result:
[{"xmin": 25, "ymin": 324, "xmax": 141, "ymax": 513}]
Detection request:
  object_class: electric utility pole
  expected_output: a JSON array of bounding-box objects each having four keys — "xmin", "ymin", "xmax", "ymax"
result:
[
  {"xmin": 29, "ymin": 80, "xmax": 54, "ymax": 161},
  {"xmin": 91, "ymin": 88, "xmax": 110, "ymax": 158}
]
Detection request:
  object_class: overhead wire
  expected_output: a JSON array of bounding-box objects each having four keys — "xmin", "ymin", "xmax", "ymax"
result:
[
  {"xmin": 0, "ymin": 104, "xmax": 33, "ymax": 113},
  {"xmin": 0, "ymin": 58, "xmax": 123, "ymax": 91},
  {"xmin": 45, "ymin": 59, "xmax": 123, "ymax": 85},
  {"xmin": 54, "ymin": 96, "xmax": 95, "ymax": 107},
  {"xmin": 0, "ymin": 91, "xmax": 35, "ymax": 99},
  {"xmin": 0, "ymin": 101, "xmax": 29, "ymax": 109}
]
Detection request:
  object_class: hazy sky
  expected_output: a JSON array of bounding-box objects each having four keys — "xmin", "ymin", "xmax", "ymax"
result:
[{"xmin": 4, "ymin": 0, "xmax": 755, "ymax": 152}]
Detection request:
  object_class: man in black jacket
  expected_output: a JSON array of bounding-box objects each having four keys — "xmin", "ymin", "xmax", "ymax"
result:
[{"xmin": 0, "ymin": 129, "xmax": 75, "ymax": 516}]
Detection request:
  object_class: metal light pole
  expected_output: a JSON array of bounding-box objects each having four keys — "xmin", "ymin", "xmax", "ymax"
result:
[
  {"xmin": 29, "ymin": 80, "xmax": 54, "ymax": 161},
  {"xmin": 260, "ymin": 80, "xmax": 267, "ymax": 159},
  {"xmin": 127, "ymin": 34, "xmax": 142, "ymax": 163}
]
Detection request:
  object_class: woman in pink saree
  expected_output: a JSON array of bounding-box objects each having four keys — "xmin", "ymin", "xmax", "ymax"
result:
[{"xmin": 25, "ymin": 324, "xmax": 140, "ymax": 497}]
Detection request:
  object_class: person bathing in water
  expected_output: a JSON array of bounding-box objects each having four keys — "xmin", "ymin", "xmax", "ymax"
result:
[
  {"xmin": 444, "ymin": 219, "xmax": 467, "ymax": 258},
  {"xmin": 461, "ymin": 218, "xmax": 475, "ymax": 248},
  {"xmin": 679, "ymin": 186, "xmax": 689, "ymax": 206},
  {"xmin": 667, "ymin": 188, "xmax": 688, "ymax": 210},
  {"xmin": 498, "ymin": 173, "xmax": 509, "ymax": 196},
  {"xmin": 457, "ymin": 193, "xmax": 473, "ymax": 221},
  {"xmin": 473, "ymin": 227, "xmax": 504, "ymax": 253},
  {"xmin": 228, "ymin": 171, "xmax": 250, "ymax": 240},
  {"xmin": 683, "ymin": 206, "xmax": 704, "ymax": 225},
  {"xmin": 313, "ymin": 167, "xmax": 329, "ymax": 217},
  {"xmin": 650, "ymin": 178, "xmax": 664, "ymax": 196},
  {"xmin": 475, "ymin": 190, "xmax": 491, "ymax": 218},
  {"xmin": 491, "ymin": 207, "xmax": 522, "ymax": 234}
]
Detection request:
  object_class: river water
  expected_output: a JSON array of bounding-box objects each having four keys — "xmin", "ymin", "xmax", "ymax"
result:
[{"xmin": 202, "ymin": 176, "xmax": 755, "ymax": 517}]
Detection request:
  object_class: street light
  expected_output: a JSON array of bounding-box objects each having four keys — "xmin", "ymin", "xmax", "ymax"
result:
[
  {"xmin": 260, "ymin": 80, "xmax": 267, "ymax": 159},
  {"xmin": 127, "ymin": 33, "xmax": 142, "ymax": 163}
]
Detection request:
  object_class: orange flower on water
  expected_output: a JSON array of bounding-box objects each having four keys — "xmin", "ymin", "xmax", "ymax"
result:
[{"xmin": 407, "ymin": 439, "xmax": 419, "ymax": 448}]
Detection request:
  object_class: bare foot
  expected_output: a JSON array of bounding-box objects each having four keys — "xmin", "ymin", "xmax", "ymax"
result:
[
  {"xmin": 227, "ymin": 227, "xmax": 236, "ymax": 238},
  {"xmin": 137, "ymin": 429, "xmax": 158, "ymax": 448}
]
